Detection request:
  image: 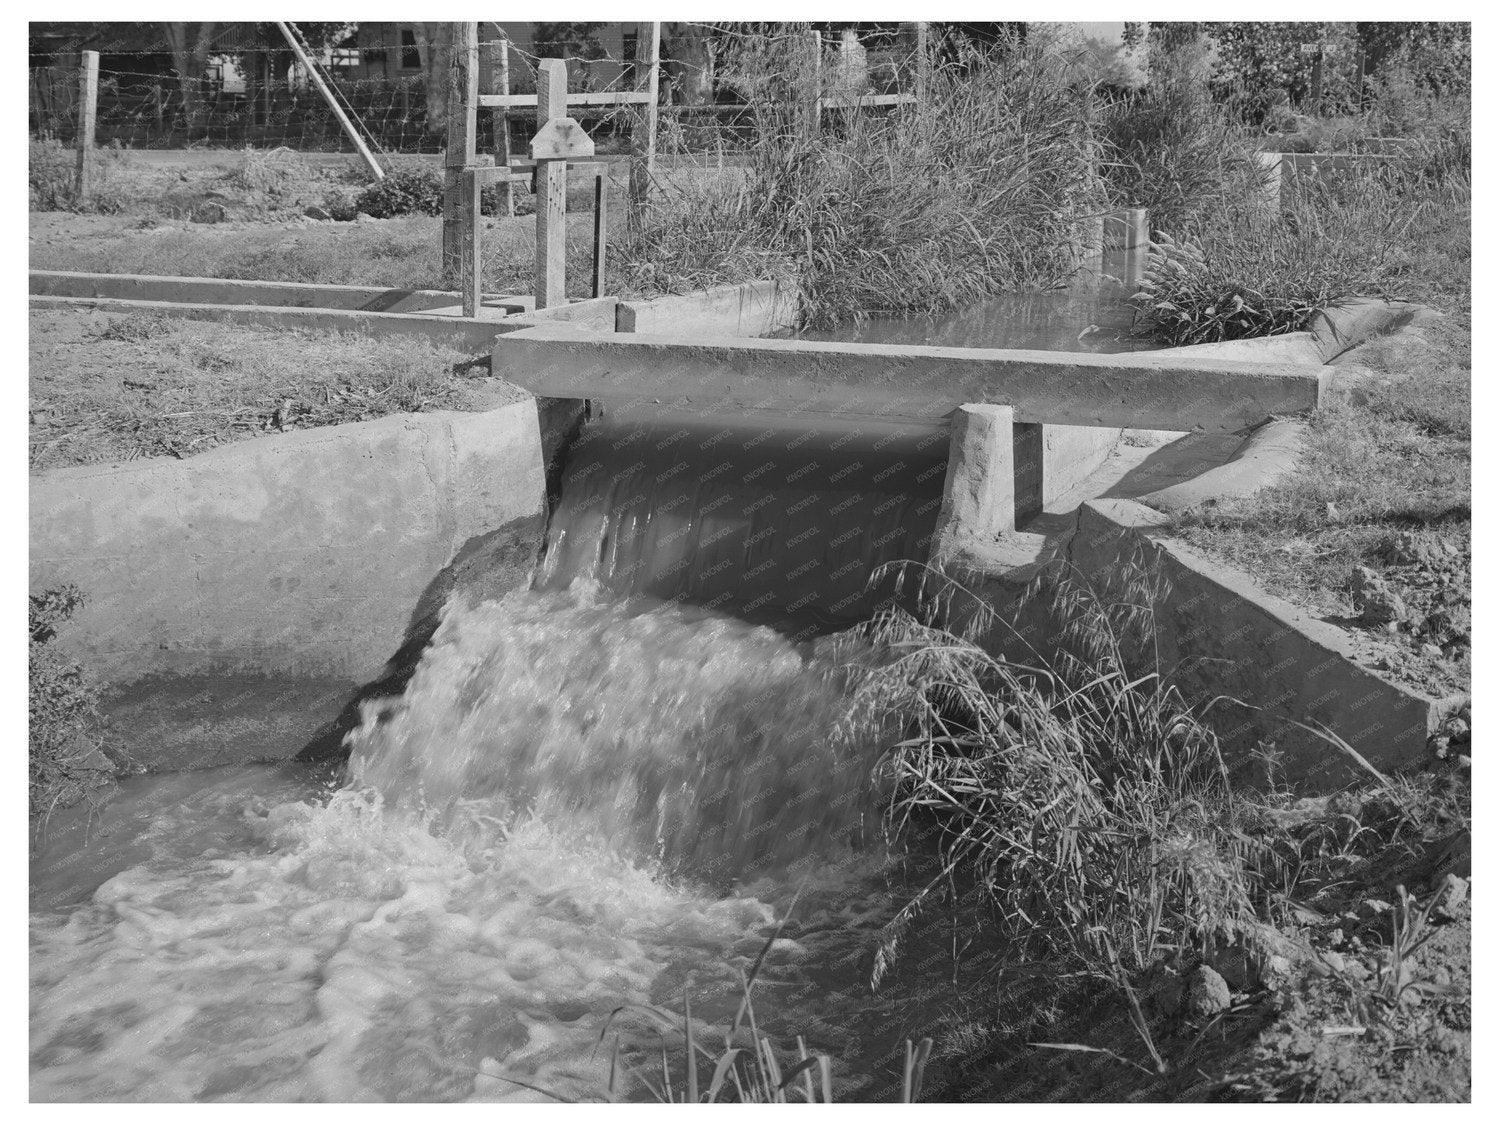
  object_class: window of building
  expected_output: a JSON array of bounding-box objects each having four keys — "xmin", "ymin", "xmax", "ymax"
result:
[{"xmin": 400, "ymin": 29, "xmax": 421, "ymax": 70}]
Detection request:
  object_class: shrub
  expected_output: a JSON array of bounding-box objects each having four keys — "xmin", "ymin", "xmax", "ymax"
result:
[
  {"xmin": 29, "ymin": 139, "xmax": 76, "ymax": 211},
  {"xmin": 1097, "ymin": 64, "xmax": 1262, "ymax": 236},
  {"xmin": 353, "ymin": 166, "xmax": 444, "ymax": 218},
  {"xmin": 30, "ymin": 586, "xmax": 113, "ymax": 832},
  {"xmin": 1131, "ymin": 159, "xmax": 1468, "ymax": 345}
]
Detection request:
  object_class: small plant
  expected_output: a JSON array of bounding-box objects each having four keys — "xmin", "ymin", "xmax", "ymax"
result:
[
  {"xmin": 353, "ymin": 166, "xmax": 444, "ymax": 218},
  {"xmin": 29, "ymin": 138, "xmax": 77, "ymax": 211},
  {"xmin": 29, "ymin": 586, "xmax": 113, "ymax": 834}
]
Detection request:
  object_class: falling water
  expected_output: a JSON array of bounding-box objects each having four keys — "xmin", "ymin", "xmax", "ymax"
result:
[{"xmin": 30, "ymin": 410, "xmax": 954, "ymax": 1102}]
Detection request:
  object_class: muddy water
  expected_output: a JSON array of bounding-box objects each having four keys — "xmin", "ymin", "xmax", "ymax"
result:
[{"xmin": 29, "ymin": 583, "xmax": 928, "ymax": 1103}]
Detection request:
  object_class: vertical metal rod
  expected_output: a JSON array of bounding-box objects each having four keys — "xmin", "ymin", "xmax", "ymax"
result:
[
  {"xmin": 592, "ymin": 171, "xmax": 607, "ymax": 299},
  {"xmin": 75, "ymin": 50, "xmax": 98, "ymax": 201}
]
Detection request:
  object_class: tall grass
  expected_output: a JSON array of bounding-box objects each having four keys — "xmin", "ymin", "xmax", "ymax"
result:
[
  {"xmin": 843, "ymin": 558, "xmax": 1302, "ymax": 990},
  {"xmin": 1132, "ymin": 156, "xmax": 1470, "ymax": 345},
  {"xmin": 617, "ymin": 33, "xmax": 1104, "ymax": 329}
]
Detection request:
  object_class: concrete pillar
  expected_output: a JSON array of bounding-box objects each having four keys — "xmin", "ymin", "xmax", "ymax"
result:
[
  {"xmin": 1104, "ymin": 207, "xmax": 1149, "ymax": 250},
  {"xmin": 934, "ymin": 404, "xmax": 1016, "ymax": 557}
]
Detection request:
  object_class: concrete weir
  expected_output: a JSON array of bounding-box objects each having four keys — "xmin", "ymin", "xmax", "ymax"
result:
[{"xmin": 30, "ymin": 269, "xmax": 1447, "ymax": 781}]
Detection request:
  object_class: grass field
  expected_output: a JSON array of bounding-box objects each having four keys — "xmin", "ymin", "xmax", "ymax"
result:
[{"xmin": 28, "ymin": 306, "xmax": 526, "ymax": 470}]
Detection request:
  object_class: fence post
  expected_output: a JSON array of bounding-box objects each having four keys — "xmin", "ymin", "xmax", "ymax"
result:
[
  {"xmin": 535, "ymin": 59, "xmax": 570, "ymax": 310},
  {"xmin": 490, "ymin": 28, "xmax": 514, "ymax": 218},
  {"xmin": 915, "ymin": 22, "xmax": 930, "ymax": 106},
  {"xmin": 442, "ymin": 21, "xmax": 478, "ymax": 290},
  {"xmin": 802, "ymin": 29, "xmax": 822, "ymax": 140},
  {"xmin": 629, "ymin": 21, "xmax": 661, "ymax": 212},
  {"xmin": 74, "ymin": 50, "xmax": 98, "ymax": 202}
]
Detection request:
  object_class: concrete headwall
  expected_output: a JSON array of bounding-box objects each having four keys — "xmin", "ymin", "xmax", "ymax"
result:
[
  {"xmin": 30, "ymin": 403, "xmax": 548, "ymax": 768},
  {"xmin": 616, "ymin": 281, "xmax": 797, "ymax": 337}
]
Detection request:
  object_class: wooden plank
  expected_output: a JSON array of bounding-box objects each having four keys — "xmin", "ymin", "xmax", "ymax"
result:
[
  {"xmin": 492, "ymin": 325, "xmax": 1328, "ymax": 432},
  {"xmin": 74, "ymin": 51, "xmax": 98, "ymax": 201},
  {"xmin": 442, "ymin": 22, "xmax": 478, "ymax": 290},
  {"xmin": 534, "ymin": 59, "xmax": 569, "ymax": 311},
  {"xmin": 478, "ymin": 91, "xmax": 653, "ymax": 108}
]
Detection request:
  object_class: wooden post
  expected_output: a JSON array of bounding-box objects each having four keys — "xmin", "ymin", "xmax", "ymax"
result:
[
  {"xmin": 915, "ymin": 22, "xmax": 930, "ymax": 106},
  {"xmin": 535, "ymin": 59, "xmax": 569, "ymax": 310},
  {"xmin": 593, "ymin": 171, "xmax": 607, "ymax": 299},
  {"xmin": 492, "ymin": 28, "xmax": 514, "ymax": 218},
  {"xmin": 629, "ymin": 21, "xmax": 661, "ymax": 209},
  {"xmin": 75, "ymin": 50, "xmax": 98, "ymax": 202},
  {"xmin": 276, "ymin": 22, "xmax": 384, "ymax": 180},
  {"xmin": 462, "ymin": 168, "xmax": 482, "ymax": 317},
  {"xmin": 442, "ymin": 21, "xmax": 479, "ymax": 290},
  {"xmin": 804, "ymin": 30, "xmax": 822, "ymax": 140}
]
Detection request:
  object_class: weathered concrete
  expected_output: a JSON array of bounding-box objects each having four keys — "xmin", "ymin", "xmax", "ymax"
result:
[
  {"xmin": 1104, "ymin": 207, "xmax": 1149, "ymax": 250},
  {"xmin": 31, "ymin": 402, "xmax": 548, "ymax": 767},
  {"xmin": 29, "ymin": 270, "xmax": 522, "ymax": 314},
  {"xmin": 31, "ymin": 294, "xmax": 515, "ymax": 355},
  {"xmin": 1069, "ymin": 498, "xmax": 1441, "ymax": 785},
  {"xmin": 616, "ymin": 280, "xmax": 798, "ymax": 337},
  {"xmin": 1164, "ymin": 333, "xmax": 1326, "ymax": 366},
  {"xmin": 493, "ymin": 325, "xmax": 1328, "ymax": 431},
  {"xmin": 934, "ymin": 405, "xmax": 1016, "ymax": 558},
  {"xmin": 1137, "ymin": 418, "xmax": 1306, "ymax": 512},
  {"xmin": 1309, "ymin": 298, "xmax": 1443, "ymax": 363}
]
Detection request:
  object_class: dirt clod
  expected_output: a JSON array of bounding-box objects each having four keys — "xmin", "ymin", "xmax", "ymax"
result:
[{"xmin": 1187, "ymin": 966, "xmax": 1231, "ymax": 1017}]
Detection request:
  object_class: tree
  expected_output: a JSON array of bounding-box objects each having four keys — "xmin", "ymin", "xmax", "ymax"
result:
[
  {"xmin": 160, "ymin": 21, "xmax": 218, "ymax": 132},
  {"xmin": 412, "ymin": 23, "xmax": 455, "ymax": 128}
]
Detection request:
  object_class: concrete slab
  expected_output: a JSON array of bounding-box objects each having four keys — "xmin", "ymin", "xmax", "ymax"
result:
[
  {"xmin": 493, "ymin": 325, "xmax": 1327, "ymax": 431},
  {"xmin": 617, "ymin": 281, "xmax": 797, "ymax": 337}
]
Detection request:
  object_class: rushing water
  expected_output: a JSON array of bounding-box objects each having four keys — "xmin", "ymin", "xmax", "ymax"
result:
[{"xmin": 30, "ymin": 413, "xmax": 953, "ymax": 1103}]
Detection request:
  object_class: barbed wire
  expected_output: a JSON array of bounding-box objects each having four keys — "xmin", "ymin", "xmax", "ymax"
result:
[{"xmin": 29, "ymin": 27, "xmax": 924, "ymax": 156}]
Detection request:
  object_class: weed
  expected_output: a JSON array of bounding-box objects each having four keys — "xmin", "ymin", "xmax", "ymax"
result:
[{"xmin": 29, "ymin": 586, "xmax": 113, "ymax": 836}]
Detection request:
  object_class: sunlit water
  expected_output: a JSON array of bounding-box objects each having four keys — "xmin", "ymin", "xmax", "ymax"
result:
[{"xmin": 32, "ymin": 595, "xmax": 931, "ymax": 1100}]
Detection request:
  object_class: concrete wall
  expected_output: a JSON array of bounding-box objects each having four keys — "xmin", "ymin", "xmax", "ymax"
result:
[
  {"xmin": 616, "ymin": 281, "xmax": 797, "ymax": 337},
  {"xmin": 30, "ymin": 403, "xmax": 548, "ymax": 768},
  {"xmin": 1069, "ymin": 499, "xmax": 1440, "ymax": 786}
]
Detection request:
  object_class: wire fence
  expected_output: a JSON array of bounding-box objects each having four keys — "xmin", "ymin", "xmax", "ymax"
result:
[{"xmin": 30, "ymin": 26, "xmax": 928, "ymax": 158}]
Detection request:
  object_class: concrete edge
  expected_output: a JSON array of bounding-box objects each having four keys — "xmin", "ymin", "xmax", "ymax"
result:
[
  {"xmin": 1309, "ymin": 297, "xmax": 1443, "ymax": 363},
  {"xmin": 1137, "ymin": 417, "xmax": 1306, "ymax": 512},
  {"xmin": 28, "ymin": 269, "xmax": 528, "ymax": 315},
  {"xmin": 1076, "ymin": 497, "xmax": 1445, "ymax": 779},
  {"xmin": 30, "ymin": 293, "xmax": 511, "ymax": 355}
]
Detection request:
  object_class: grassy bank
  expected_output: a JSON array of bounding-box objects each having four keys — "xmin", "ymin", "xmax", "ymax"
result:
[
  {"xmin": 841, "ymin": 564, "xmax": 1471, "ymax": 1101},
  {"xmin": 29, "ymin": 307, "xmax": 526, "ymax": 471}
]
